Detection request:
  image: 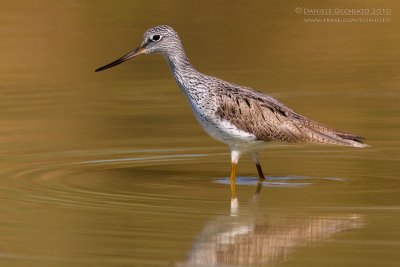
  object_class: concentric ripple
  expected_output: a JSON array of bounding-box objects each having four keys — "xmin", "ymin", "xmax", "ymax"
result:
[
  {"xmin": 0, "ymin": 148, "xmax": 226, "ymax": 212},
  {"xmin": 0, "ymin": 147, "xmax": 355, "ymax": 213},
  {"xmin": 215, "ymin": 175, "xmax": 345, "ymax": 187}
]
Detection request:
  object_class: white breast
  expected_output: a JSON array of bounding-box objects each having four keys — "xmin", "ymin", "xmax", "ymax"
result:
[
  {"xmin": 172, "ymin": 68, "xmax": 258, "ymax": 146},
  {"xmin": 190, "ymin": 102, "xmax": 257, "ymax": 145}
]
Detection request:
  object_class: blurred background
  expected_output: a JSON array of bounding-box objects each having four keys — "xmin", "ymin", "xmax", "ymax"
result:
[{"xmin": 0, "ymin": 1, "xmax": 399, "ymax": 266}]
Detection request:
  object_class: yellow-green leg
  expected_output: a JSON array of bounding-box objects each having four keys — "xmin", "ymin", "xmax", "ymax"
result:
[{"xmin": 230, "ymin": 162, "xmax": 237, "ymax": 199}]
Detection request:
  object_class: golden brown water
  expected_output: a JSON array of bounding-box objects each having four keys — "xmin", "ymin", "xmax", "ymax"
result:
[{"xmin": 1, "ymin": 1, "xmax": 400, "ymax": 266}]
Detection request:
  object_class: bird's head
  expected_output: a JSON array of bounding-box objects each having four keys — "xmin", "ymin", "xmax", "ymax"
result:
[{"xmin": 95, "ymin": 25, "xmax": 181, "ymax": 72}]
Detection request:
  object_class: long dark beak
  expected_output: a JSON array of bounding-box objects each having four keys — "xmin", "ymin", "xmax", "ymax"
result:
[{"xmin": 95, "ymin": 47, "xmax": 146, "ymax": 72}]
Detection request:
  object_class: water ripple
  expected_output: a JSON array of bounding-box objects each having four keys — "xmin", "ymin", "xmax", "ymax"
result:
[{"xmin": 214, "ymin": 176, "xmax": 345, "ymax": 187}]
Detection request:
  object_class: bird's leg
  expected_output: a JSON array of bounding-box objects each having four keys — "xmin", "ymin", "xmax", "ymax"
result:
[
  {"xmin": 230, "ymin": 150, "xmax": 240, "ymax": 213},
  {"xmin": 230, "ymin": 162, "xmax": 237, "ymax": 199},
  {"xmin": 255, "ymin": 162, "xmax": 265, "ymax": 179},
  {"xmin": 250, "ymin": 152, "xmax": 265, "ymax": 202},
  {"xmin": 254, "ymin": 163, "xmax": 266, "ymax": 197}
]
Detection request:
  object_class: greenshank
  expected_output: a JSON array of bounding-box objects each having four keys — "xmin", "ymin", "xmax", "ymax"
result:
[{"xmin": 96, "ymin": 25, "xmax": 368, "ymax": 206}]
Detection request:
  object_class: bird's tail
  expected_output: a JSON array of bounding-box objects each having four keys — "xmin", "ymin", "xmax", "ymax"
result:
[{"xmin": 297, "ymin": 121, "xmax": 370, "ymax": 148}]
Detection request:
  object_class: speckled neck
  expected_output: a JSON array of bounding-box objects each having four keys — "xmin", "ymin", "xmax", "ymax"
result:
[
  {"xmin": 163, "ymin": 44, "xmax": 193, "ymax": 75},
  {"xmin": 162, "ymin": 43, "xmax": 204, "ymax": 98}
]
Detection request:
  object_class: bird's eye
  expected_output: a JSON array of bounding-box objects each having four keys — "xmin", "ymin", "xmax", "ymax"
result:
[{"xmin": 152, "ymin": 34, "xmax": 161, "ymax": 41}]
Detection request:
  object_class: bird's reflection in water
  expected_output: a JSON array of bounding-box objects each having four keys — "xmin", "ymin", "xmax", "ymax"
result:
[{"xmin": 179, "ymin": 183, "xmax": 363, "ymax": 267}]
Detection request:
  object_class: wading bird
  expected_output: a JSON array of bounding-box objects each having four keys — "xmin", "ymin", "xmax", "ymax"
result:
[{"xmin": 96, "ymin": 25, "xmax": 368, "ymax": 208}]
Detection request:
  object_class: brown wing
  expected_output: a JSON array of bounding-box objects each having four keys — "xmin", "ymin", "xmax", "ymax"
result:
[{"xmin": 214, "ymin": 85, "xmax": 368, "ymax": 147}]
